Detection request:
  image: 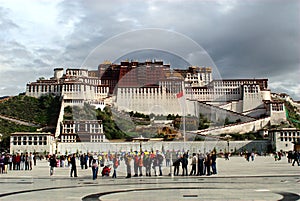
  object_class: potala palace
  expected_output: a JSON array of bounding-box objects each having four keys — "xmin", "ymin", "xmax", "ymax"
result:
[{"xmin": 9, "ymin": 60, "xmax": 300, "ymax": 154}]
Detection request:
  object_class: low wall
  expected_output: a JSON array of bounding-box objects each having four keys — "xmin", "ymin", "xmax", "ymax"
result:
[
  {"xmin": 57, "ymin": 140, "xmax": 270, "ymax": 155},
  {"xmin": 198, "ymin": 117, "xmax": 270, "ymax": 135}
]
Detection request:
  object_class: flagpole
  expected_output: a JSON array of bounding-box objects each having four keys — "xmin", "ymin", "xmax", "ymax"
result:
[{"xmin": 182, "ymin": 81, "xmax": 186, "ymax": 143}]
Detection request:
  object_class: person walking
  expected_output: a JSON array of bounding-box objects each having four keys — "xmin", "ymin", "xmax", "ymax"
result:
[
  {"xmin": 70, "ymin": 154, "xmax": 78, "ymax": 177},
  {"xmin": 287, "ymin": 151, "xmax": 293, "ymax": 163},
  {"xmin": 49, "ymin": 154, "xmax": 57, "ymax": 176},
  {"xmin": 91, "ymin": 159, "xmax": 98, "ymax": 180},
  {"xmin": 292, "ymin": 151, "xmax": 299, "ymax": 166}
]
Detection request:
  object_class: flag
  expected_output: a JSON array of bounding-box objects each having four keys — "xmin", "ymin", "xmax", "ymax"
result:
[{"xmin": 176, "ymin": 91, "xmax": 183, "ymax": 98}]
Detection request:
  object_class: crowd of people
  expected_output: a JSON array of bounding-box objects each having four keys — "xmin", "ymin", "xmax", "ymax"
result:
[
  {"xmin": 0, "ymin": 152, "xmax": 43, "ymax": 174},
  {"xmin": 45, "ymin": 150, "xmax": 219, "ymax": 179},
  {"xmin": 1, "ymin": 149, "xmax": 299, "ymax": 178}
]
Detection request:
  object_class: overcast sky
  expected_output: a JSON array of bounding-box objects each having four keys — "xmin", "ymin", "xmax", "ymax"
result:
[{"xmin": 0, "ymin": 0, "xmax": 299, "ymax": 100}]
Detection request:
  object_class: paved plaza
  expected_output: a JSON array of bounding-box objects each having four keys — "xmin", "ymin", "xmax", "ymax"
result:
[{"xmin": 0, "ymin": 156, "xmax": 299, "ymax": 201}]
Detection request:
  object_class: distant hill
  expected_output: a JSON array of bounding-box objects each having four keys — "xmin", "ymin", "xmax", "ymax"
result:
[
  {"xmin": 0, "ymin": 94, "xmax": 61, "ymax": 150},
  {"xmin": 0, "ymin": 94, "xmax": 61, "ymax": 127}
]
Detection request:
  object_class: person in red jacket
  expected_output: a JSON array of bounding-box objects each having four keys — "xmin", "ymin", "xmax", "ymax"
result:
[{"xmin": 15, "ymin": 153, "xmax": 21, "ymax": 170}]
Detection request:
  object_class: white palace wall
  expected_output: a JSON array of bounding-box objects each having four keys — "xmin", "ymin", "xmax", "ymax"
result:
[
  {"xmin": 116, "ymin": 88, "xmax": 183, "ymax": 115},
  {"xmin": 57, "ymin": 140, "xmax": 270, "ymax": 155}
]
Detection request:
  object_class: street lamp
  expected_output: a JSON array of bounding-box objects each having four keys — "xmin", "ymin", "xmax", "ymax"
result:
[{"xmin": 224, "ymin": 134, "xmax": 232, "ymax": 154}]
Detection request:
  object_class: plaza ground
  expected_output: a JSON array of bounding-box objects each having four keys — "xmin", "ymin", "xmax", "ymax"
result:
[{"xmin": 0, "ymin": 155, "xmax": 299, "ymax": 200}]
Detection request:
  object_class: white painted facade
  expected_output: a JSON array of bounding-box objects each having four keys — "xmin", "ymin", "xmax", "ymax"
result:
[
  {"xmin": 57, "ymin": 140, "xmax": 270, "ymax": 155},
  {"xmin": 21, "ymin": 64, "xmax": 294, "ymax": 155},
  {"xmin": 10, "ymin": 132, "xmax": 55, "ymax": 154},
  {"xmin": 268, "ymin": 128, "xmax": 300, "ymax": 152}
]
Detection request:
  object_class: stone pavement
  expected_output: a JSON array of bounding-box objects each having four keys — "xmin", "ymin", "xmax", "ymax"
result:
[{"xmin": 0, "ymin": 156, "xmax": 299, "ymax": 201}]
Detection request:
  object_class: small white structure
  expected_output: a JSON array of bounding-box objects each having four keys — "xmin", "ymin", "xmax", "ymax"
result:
[
  {"xmin": 60, "ymin": 120, "xmax": 107, "ymax": 143},
  {"xmin": 10, "ymin": 132, "xmax": 55, "ymax": 154},
  {"xmin": 269, "ymin": 128, "xmax": 300, "ymax": 152}
]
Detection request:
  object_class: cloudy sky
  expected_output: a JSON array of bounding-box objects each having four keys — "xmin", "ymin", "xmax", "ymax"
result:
[{"xmin": 0, "ymin": 0, "xmax": 299, "ymax": 100}]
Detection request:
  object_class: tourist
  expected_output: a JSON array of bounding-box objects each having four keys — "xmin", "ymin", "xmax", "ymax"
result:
[
  {"xmin": 84, "ymin": 153, "xmax": 88, "ymax": 169},
  {"xmin": 12, "ymin": 154, "xmax": 16, "ymax": 170},
  {"xmin": 274, "ymin": 152, "xmax": 278, "ymax": 161},
  {"xmin": 24, "ymin": 153, "xmax": 29, "ymax": 170},
  {"xmin": 101, "ymin": 165, "xmax": 111, "ymax": 176},
  {"xmin": 80, "ymin": 154, "xmax": 85, "ymax": 169},
  {"xmin": 0, "ymin": 154, "xmax": 4, "ymax": 174},
  {"xmin": 20, "ymin": 153, "xmax": 25, "ymax": 170},
  {"xmin": 211, "ymin": 152, "xmax": 217, "ymax": 174},
  {"xmin": 197, "ymin": 152, "xmax": 205, "ymax": 176},
  {"xmin": 67, "ymin": 155, "xmax": 71, "ymax": 167},
  {"xmin": 224, "ymin": 152, "xmax": 230, "ymax": 160},
  {"xmin": 181, "ymin": 153, "xmax": 188, "ymax": 176},
  {"xmin": 125, "ymin": 153, "xmax": 132, "ymax": 178},
  {"xmin": 246, "ymin": 151, "xmax": 251, "ymax": 162},
  {"xmin": 287, "ymin": 151, "xmax": 293, "ymax": 163},
  {"xmin": 49, "ymin": 154, "xmax": 57, "ymax": 176},
  {"xmin": 3, "ymin": 154, "xmax": 9, "ymax": 174},
  {"xmin": 173, "ymin": 155, "xmax": 181, "ymax": 176},
  {"xmin": 292, "ymin": 151, "xmax": 299, "ymax": 166},
  {"xmin": 33, "ymin": 153, "xmax": 37, "ymax": 166},
  {"xmin": 60, "ymin": 155, "xmax": 65, "ymax": 167},
  {"xmin": 138, "ymin": 153, "xmax": 143, "ymax": 176},
  {"xmin": 157, "ymin": 152, "xmax": 164, "ymax": 176},
  {"xmin": 165, "ymin": 150, "xmax": 171, "ymax": 167},
  {"xmin": 133, "ymin": 153, "xmax": 139, "ymax": 177},
  {"xmin": 29, "ymin": 152, "xmax": 33, "ymax": 170},
  {"xmin": 89, "ymin": 154, "xmax": 93, "ymax": 168},
  {"xmin": 112, "ymin": 154, "xmax": 119, "ymax": 178},
  {"xmin": 8, "ymin": 154, "xmax": 12, "ymax": 170},
  {"xmin": 189, "ymin": 153, "xmax": 197, "ymax": 176},
  {"xmin": 153, "ymin": 152, "xmax": 163, "ymax": 176},
  {"xmin": 278, "ymin": 152, "xmax": 282, "ymax": 160},
  {"xmin": 70, "ymin": 153, "xmax": 78, "ymax": 177},
  {"xmin": 15, "ymin": 153, "xmax": 21, "ymax": 170},
  {"xmin": 205, "ymin": 153, "xmax": 212, "ymax": 176},
  {"xmin": 91, "ymin": 159, "xmax": 98, "ymax": 180},
  {"xmin": 251, "ymin": 152, "xmax": 255, "ymax": 161},
  {"xmin": 144, "ymin": 153, "xmax": 152, "ymax": 177}
]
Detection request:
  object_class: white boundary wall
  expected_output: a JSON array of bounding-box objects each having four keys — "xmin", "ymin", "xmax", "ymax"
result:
[{"xmin": 57, "ymin": 140, "xmax": 269, "ymax": 155}]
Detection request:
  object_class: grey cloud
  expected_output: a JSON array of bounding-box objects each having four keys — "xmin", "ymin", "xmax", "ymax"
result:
[
  {"xmin": 0, "ymin": 7, "xmax": 19, "ymax": 32},
  {"xmin": 0, "ymin": 0, "xmax": 299, "ymax": 100}
]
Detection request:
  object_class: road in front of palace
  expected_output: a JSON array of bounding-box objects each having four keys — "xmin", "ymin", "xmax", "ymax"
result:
[{"xmin": 0, "ymin": 156, "xmax": 299, "ymax": 201}]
